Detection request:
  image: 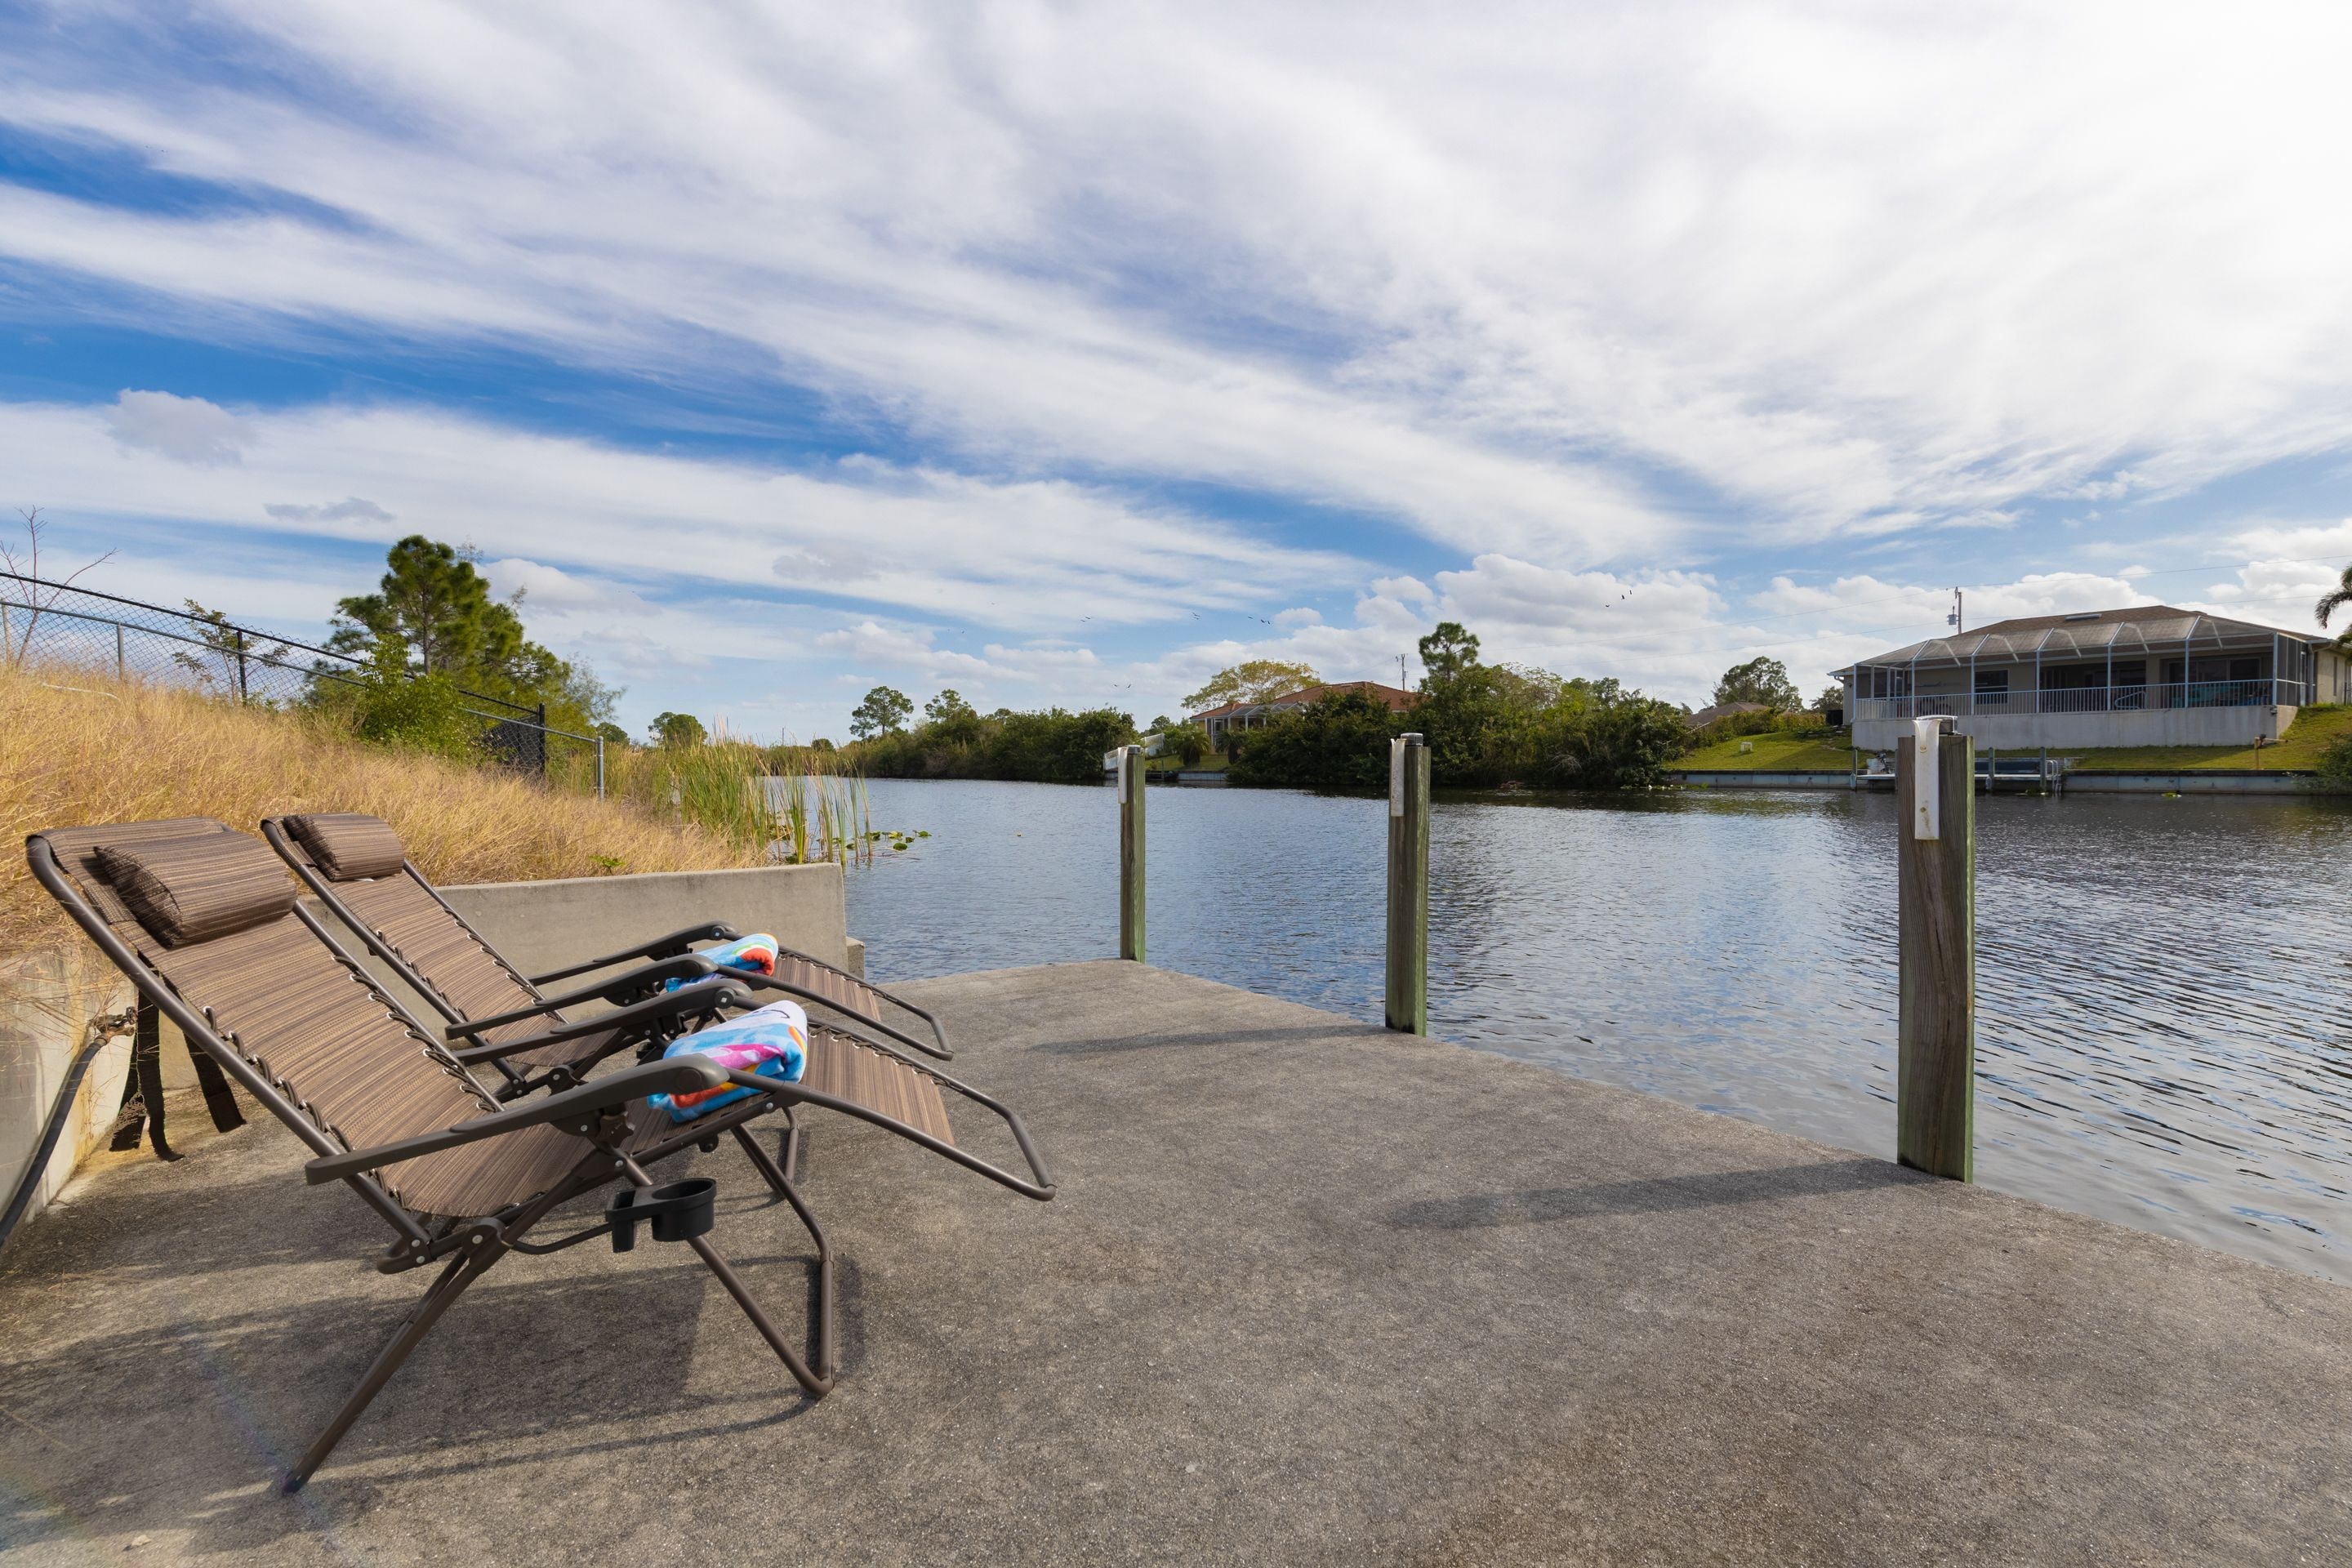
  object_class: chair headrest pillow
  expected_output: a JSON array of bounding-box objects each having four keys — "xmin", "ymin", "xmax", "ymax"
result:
[
  {"xmin": 96, "ymin": 831, "xmax": 300, "ymax": 948},
  {"xmin": 285, "ymin": 813, "xmax": 408, "ymax": 882}
]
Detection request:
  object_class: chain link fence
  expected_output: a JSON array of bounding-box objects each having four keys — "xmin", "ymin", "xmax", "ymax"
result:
[{"xmin": 0, "ymin": 571, "xmax": 604, "ymax": 791}]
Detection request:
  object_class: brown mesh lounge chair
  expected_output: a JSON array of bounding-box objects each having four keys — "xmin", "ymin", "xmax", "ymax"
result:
[
  {"xmin": 263, "ymin": 811, "xmax": 953, "ymax": 1078},
  {"xmin": 259, "ymin": 813, "xmax": 1035, "ymax": 1192},
  {"xmin": 27, "ymin": 818, "xmax": 1056, "ymax": 1491}
]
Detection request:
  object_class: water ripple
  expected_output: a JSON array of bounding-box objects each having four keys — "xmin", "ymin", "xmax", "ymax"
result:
[{"xmin": 844, "ymin": 779, "xmax": 2352, "ymax": 1282}]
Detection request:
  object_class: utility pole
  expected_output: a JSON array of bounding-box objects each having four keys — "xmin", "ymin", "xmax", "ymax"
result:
[
  {"xmin": 1947, "ymin": 588, "xmax": 1965, "ymax": 635},
  {"xmin": 1397, "ymin": 653, "xmax": 1409, "ymax": 689}
]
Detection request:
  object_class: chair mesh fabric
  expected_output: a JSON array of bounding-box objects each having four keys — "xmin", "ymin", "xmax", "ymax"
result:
[
  {"xmin": 331, "ymin": 874, "xmax": 597, "ymax": 1067},
  {"xmin": 774, "ymin": 954, "xmax": 887, "ymax": 1024},
  {"xmin": 37, "ymin": 821, "xmax": 635, "ymax": 1220},
  {"xmin": 285, "ymin": 813, "xmax": 408, "ymax": 882},
  {"xmin": 96, "ymin": 831, "xmax": 299, "ymax": 947},
  {"xmin": 802, "ymin": 1032, "xmax": 954, "ymax": 1145}
]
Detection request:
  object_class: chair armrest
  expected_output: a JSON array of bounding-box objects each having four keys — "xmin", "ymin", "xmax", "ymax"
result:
[
  {"xmin": 449, "ymin": 981, "xmax": 750, "ymax": 1066},
  {"xmin": 528, "ymin": 922, "xmax": 741, "ymax": 986},
  {"xmin": 446, "ymin": 955, "xmax": 720, "ymax": 1040},
  {"xmin": 731, "ymin": 971, "xmax": 954, "ymax": 1060},
  {"xmin": 305, "ymin": 1058, "xmax": 729, "ymax": 1185}
]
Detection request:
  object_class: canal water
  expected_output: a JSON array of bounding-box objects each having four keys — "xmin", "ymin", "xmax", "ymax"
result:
[{"xmin": 838, "ymin": 777, "xmax": 2352, "ymax": 1282}]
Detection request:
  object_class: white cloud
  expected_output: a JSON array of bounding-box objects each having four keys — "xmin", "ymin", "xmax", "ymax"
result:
[
  {"xmin": 482, "ymin": 556, "xmax": 653, "ymax": 616},
  {"xmin": 102, "ymin": 390, "xmax": 251, "ymax": 466},
  {"xmin": 1368, "ymin": 576, "xmax": 1435, "ymax": 609},
  {"xmin": 815, "ymin": 620, "xmax": 989, "ymax": 679},
  {"xmin": 975, "ymin": 641, "xmax": 1105, "ymax": 682},
  {"xmin": 2193, "ymin": 518, "xmax": 2352, "ymax": 630},
  {"xmin": 264, "ymin": 496, "xmax": 395, "ymax": 523},
  {"xmin": 0, "ymin": 396, "xmax": 1357, "ymax": 636},
  {"xmin": 19, "ymin": 3, "xmax": 2351, "ymax": 556}
]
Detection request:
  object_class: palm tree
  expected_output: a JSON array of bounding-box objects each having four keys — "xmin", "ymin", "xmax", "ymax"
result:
[{"xmin": 2319, "ymin": 564, "xmax": 2352, "ymax": 652}]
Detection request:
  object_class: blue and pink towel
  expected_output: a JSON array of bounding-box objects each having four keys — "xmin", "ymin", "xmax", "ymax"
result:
[
  {"xmin": 648, "ymin": 997, "xmax": 808, "ymax": 1123},
  {"xmin": 666, "ymin": 933, "xmax": 781, "ymax": 990}
]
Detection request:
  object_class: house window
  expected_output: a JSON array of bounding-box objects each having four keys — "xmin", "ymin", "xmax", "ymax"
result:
[{"xmin": 1973, "ymin": 668, "xmax": 2010, "ymax": 706}]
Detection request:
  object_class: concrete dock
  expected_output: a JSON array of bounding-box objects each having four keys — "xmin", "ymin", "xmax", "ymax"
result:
[{"xmin": 3, "ymin": 960, "xmax": 2348, "ymax": 1564}]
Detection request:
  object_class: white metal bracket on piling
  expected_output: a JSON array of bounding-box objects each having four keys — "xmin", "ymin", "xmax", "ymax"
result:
[{"xmin": 1912, "ymin": 717, "xmax": 1943, "ymax": 840}]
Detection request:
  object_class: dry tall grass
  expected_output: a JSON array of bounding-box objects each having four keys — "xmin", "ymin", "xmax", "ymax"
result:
[{"xmin": 0, "ymin": 665, "xmax": 762, "ymax": 959}]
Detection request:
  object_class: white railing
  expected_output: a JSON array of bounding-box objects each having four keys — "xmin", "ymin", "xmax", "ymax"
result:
[{"xmin": 1852, "ymin": 679, "xmax": 2302, "ymax": 721}]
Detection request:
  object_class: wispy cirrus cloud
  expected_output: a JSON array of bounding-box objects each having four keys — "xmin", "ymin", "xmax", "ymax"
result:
[
  {"xmin": 0, "ymin": 396, "xmax": 1357, "ymax": 635},
  {"xmin": 11, "ymin": 2, "xmax": 2350, "ymax": 564}
]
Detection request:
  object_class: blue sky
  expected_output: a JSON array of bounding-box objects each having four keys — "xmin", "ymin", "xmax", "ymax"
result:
[{"xmin": 4, "ymin": 1, "xmax": 2351, "ymax": 740}]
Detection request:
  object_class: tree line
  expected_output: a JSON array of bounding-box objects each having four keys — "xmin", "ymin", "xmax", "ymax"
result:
[
  {"xmin": 834, "ymin": 687, "xmax": 1137, "ymax": 784},
  {"xmin": 817, "ymin": 630, "xmax": 1834, "ymax": 795},
  {"xmin": 1225, "ymin": 622, "xmax": 1705, "ymax": 790}
]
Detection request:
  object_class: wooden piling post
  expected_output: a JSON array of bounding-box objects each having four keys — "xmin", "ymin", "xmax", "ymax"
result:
[
  {"xmin": 1897, "ymin": 716, "xmax": 1975, "ymax": 1180},
  {"xmin": 1117, "ymin": 745, "xmax": 1146, "ymax": 963},
  {"xmin": 1386, "ymin": 733, "xmax": 1429, "ymax": 1035}
]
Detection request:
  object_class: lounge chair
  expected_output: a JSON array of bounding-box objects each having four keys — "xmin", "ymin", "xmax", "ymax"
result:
[
  {"xmin": 261, "ymin": 813, "xmax": 954, "ymax": 1094},
  {"xmin": 258, "ymin": 814, "xmax": 1040, "ymax": 1192},
  {"xmin": 26, "ymin": 818, "xmax": 1055, "ymax": 1490}
]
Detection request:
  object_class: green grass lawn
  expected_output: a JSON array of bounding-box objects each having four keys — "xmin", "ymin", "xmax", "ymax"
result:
[
  {"xmin": 1674, "ymin": 705, "xmax": 2352, "ymax": 774},
  {"xmin": 1677, "ymin": 731, "xmax": 1858, "ymax": 772},
  {"xmin": 2064, "ymin": 702, "xmax": 2350, "ymax": 771},
  {"xmin": 1146, "ymin": 751, "xmax": 1228, "ymax": 773}
]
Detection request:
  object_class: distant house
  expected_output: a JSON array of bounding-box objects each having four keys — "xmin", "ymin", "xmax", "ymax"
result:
[
  {"xmin": 1836, "ymin": 605, "xmax": 2352, "ymax": 751},
  {"xmin": 1191, "ymin": 681, "xmax": 1419, "ymax": 751},
  {"xmin": 1682, "ymin": 700, "xmax": 1772, "ymax": 731}
]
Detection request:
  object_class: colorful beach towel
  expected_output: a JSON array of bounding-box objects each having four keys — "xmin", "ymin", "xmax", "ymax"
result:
[
  {"xmin": 648, "ymin": 998, "xmax": 808, "ymax": 1123},
  {"xmin": 666, "ymin": 933, "xmax": 780, "ymax": 991}
]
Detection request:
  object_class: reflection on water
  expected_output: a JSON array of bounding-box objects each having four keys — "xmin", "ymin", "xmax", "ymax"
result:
[{"xmin": 840, "ymin": 777, "xmax": 2352, "ymax": 1281}]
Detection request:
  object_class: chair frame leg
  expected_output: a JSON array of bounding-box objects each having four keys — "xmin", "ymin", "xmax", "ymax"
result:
[
  {"xmin": 730, "ymin": 1122, "xmax": 793, "ymax": 1197},
  {"xmin": 283, "ymin": 1245, "xmax": 496, "ymax": 1492},
  {"xmin": 778, "ymin": 1106, "xmax": 801, "ymax": 1185},
  {"xmin": 621, "ymin": 1154, "xmax": 833, "ymax": 1398}
]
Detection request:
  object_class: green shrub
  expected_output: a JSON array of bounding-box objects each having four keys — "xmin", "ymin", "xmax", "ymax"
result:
[
  {"xmin": 2316, "ymin": 731, "xmax": 2352, "ymax": 786},
  {"xmin": 1227, "ymin": 691, "xmax": 1399, "ymax": 789},
  {"xmin": 843, "ymin": 705, "xmax": 1138, "ymax": 784},
  {"xmin": 347, "ymin": 666, "xmax": 478, "ymax": 759},
  {"xmin": 1159, "ymin": 722, "xmax": 1210, "ymax": 767},
  {"xmin": 1542, "ymin": 692, "xmax": 1690, "ymax": 789}
]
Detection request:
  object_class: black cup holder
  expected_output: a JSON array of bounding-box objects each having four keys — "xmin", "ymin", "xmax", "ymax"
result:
[{"xmin": 606, "ymin": 1177, "xmax": 718, "ymax": 1253}]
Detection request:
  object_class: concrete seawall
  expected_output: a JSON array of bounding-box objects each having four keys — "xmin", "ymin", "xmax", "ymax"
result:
[
  {"xmin": 1673, "ymin": 767, "xmax": 2328, "ymax": 795},
  {"xmin": 1676, "ymin": 768, "xmax": 1878, "ymax": 790},
  {"xmin": 2061, "ymin": 768, "xmax": 2315, "ymax": 793},
  {"xmin": 0, "ymin": 947, "xmax": 136, "ymax": 1250},
  {"xmin": 440, "ymin": 860, "xmax": 850, "ymax": 981}
]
